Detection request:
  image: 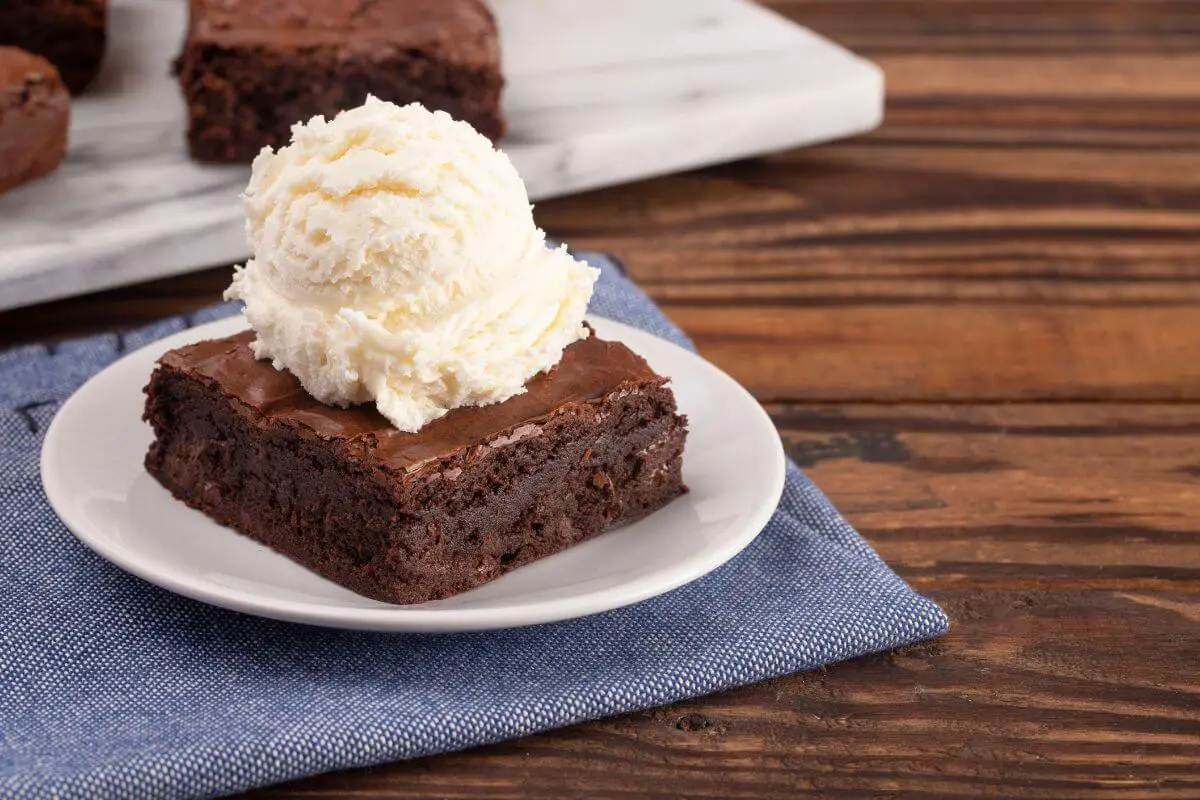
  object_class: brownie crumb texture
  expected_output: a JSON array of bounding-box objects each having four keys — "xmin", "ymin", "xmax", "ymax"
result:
[
  {"xmin": 0, "ymin": 46, "xmax": 70, "ymax": 194},
  {"xmin": 0, "ymin": 0, "xmax": 108, "ymax": 95},
  {"xmin": 143, "ymin": 335, "xmax": 687, "ymax": 605},
  {"xmin": 176, "ymin": 0, "xmax": 507, "ymax": 163}
]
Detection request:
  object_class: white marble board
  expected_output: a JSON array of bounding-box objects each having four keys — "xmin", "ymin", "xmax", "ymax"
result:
[{"xmin": 0, "ymin": 0, "xmax": 883, "ymax": 312}]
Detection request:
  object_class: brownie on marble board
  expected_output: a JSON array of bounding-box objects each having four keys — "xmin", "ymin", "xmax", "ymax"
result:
[
  {"xmin": 143, "ymin": 331, "xmax": 688, "ymax": 605},
  {"xmin": 0, "ymin": 0, "xmax": 108, "ymax": 95},
  {"xmin": 0, "ymin": 47, "xmax": 70, "ymax": 195},
  {"xmin": 175, "ymin": 0, "xmax": 507, "ymax": 164}
]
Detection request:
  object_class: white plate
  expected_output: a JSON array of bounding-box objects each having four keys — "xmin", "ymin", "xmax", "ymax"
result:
[{"xmin": 42, "ymin": 316, "xmax": 785, "ymax": 632}]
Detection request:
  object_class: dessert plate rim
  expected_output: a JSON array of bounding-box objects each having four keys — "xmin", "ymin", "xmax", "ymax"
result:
[{"xmin": 41, "ymin": 314, "xmax": 786, "ymax": 632}]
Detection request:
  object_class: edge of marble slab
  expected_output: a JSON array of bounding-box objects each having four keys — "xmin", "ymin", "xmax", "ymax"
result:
[{"xmin": 0, "ymin": 50, "xmax": 883, "ymax": 315}]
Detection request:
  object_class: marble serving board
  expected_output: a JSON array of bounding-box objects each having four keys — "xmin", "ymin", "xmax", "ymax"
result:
[{"xmin": 0, "ymin": 0, "xmax": 883, "ymax": 312}]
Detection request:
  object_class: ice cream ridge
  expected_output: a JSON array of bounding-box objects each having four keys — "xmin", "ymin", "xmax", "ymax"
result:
[{"xmin": 226, "ymin": 97, "xmax": 600, "ymax": 432}]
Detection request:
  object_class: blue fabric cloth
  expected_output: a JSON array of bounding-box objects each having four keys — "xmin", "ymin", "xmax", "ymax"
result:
[{"xmin": 0, "ymin": 254, "xmax": 947, "ymax": 800}]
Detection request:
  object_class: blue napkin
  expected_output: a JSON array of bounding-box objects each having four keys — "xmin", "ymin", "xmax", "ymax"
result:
[{"xmin": 0, "ymin": 254, "xmax": 947, "ymax": 800}]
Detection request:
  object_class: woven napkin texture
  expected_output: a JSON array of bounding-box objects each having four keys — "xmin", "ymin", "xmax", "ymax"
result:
[{"xmin": 0, "ymin": 254, "xmax": 948, "ymax": 799}]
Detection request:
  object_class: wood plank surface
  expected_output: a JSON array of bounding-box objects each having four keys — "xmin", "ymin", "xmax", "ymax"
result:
[
  {"xmin": 244, "ymin": 404, "xmax": 1200, "ymax": 799},
  {"xmin": 3, "ymin": 1, "xmax": 1198, "ymax": 797}
]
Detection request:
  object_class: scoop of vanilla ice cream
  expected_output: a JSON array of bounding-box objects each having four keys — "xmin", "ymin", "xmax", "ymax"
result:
[{"xmin": 225, "ymin": 97, "xmax": 599, "ymax": 433}]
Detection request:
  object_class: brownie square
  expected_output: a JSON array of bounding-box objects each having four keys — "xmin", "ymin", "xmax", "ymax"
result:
[
  {"xmin": 0, "ymin": 0, "xmax": 107, "ymax": 95},
  {"xmin": 143, "ymin": 331, "xmax": 687, "ymax": 605},
  {"xmin": 175, "ymin": 0, "xmax": 507, "ymax": 164},
  {"xmin": 0, "ymin": 47, "xmax": 70, "ymax": 194}
]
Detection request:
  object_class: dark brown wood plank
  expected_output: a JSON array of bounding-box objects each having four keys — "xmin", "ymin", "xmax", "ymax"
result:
[
  {"xmin": 529, "ymin": 5, "xmax": 1200, "ymax": 402},
  {"xmin": 245, "ymin": 402, "xmax": 1200, "ymax": 798},
  {"xmin": 539, "ymin": 142, "xmax": 1200, "ymax": 399},
  {"xmin": 0, "ymin": 264, "xmax": 234, "ymax": 346},
  {"xmin": 768, "ymin": 1, "xmax": 1200, "ymax": 56},
  {"xmin": 780, "ymin": 403, "xmax": 1200, "ymax": 590},
  {"xmin": 245, "ymin": 587, "xmax": 1200, "ymax": 799},
  {"xmin": 245, "ymin": 593, "xmax": 1200, "ymax": 800}
]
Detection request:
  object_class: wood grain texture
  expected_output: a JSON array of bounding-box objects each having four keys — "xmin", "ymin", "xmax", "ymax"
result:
[
  {"xmin": 244, "ymin": 404, "xmax": 1200, "ymax": 799},
  {"xmin": 3, "ymin": 1, "xmax": 1198, "ymax": 797}
]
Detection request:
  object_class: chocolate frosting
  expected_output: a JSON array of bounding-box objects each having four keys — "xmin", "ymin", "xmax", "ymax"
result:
[
  {"xmin": 160, "ymin": 329, "xmax": 662, "ymax": 471},
  {"xmin": 0, "ymin": 46, "xmax": 65, "ymax": 103},
  {"xmin": 189, "ymin": 0, "xmax": 500, "ymax": 66},
  {"xmin": 0, "ymin": 47, "xmax": 69, "ymax": 194},
  {"xmin": 0, "ymin": 47, "xmax": 49, "ymax": 84}
]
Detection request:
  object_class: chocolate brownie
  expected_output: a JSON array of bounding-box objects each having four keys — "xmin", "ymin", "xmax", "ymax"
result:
[
  {"xmin": 0, "ymin": 47, "xmax": 69, "ymax": 195},
  {"xmin": 0, "ymin": 0, "xmax": 107, "ymax": 95},
  {"xmin": 144, "ymin": 330, "xmax": 687, "ymax": 605},
  {"xmin": 175, "ymin": 0, "xmax": 506, "ymax": 163}
]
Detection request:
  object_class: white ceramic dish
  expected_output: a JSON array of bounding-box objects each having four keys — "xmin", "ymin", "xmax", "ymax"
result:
[{"xmin": 41, "ymin": 316, "xmax": 785, "ymax": 632}]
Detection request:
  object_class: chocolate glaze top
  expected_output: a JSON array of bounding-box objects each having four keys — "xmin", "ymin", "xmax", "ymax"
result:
[
  {"xmin": 160, "ymin": 329, "xmax": 663, "ymax": 472},
  {"xmin": 189, "ymin": 0, "xmax": 500, "ymax": 65},
  {"xmin": 0, "ymin": 46, "xmax": 65, "ymax": 101}
]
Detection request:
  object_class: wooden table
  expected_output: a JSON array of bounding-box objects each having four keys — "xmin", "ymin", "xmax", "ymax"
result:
[{"xmin": 4, "ymin": 2, "xmax": 1197, "ymax": 797}]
